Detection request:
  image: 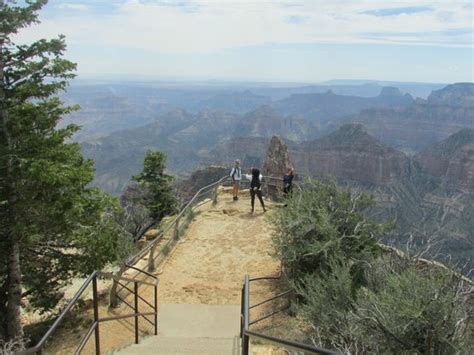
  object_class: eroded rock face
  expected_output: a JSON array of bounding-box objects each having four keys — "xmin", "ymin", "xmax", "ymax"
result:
[
  {"xmin": 263, "ymin": 135, "xmax": 294, "ymax": 178},
  {"xmin": 445, "ymin": 144, "xmax": 474, "ymax": 193},
  {"xmin": 415, "ymin": 128, "xmax": 474, "ymax": 194},
  {"xmin": 293, "ymin": 124, "xmax": 408, "ymax": 185},
  {"xmin": 351, "ymin": 83, "xmax": 474, "ymax": 152},
  {"xmin": 176, "ymin": 166, "xmax": 229, "ymax": 201}
]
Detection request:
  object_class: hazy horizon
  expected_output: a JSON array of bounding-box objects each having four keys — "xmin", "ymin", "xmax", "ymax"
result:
[{"xmin": 14, "ymin": 0, "xmax": 473, "ymax": 83}]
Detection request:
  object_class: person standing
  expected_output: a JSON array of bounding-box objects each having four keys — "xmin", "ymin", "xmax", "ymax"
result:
[
  {"xmin": 230, "ymin": 159, "xmax": 242, "ymax": 201},
  {"xmin": 283, "ymin": 168, "xmax": 295, "ymax": 195},
  {"xmin": 244, "ymin": 168, "xmax": 266, "ymax": 213}
]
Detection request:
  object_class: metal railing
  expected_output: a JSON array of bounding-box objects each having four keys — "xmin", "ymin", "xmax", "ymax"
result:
[
  {"xmin": 19, "ymin": 270, "xmax": 158, "ymax": 355},
  {"xmin": 19, "ymin": 173, "xmax": 292, "ymax": 354},
  {"xmin": 240, "ymin": 274, "xmax": 340, "ymax": 355}
]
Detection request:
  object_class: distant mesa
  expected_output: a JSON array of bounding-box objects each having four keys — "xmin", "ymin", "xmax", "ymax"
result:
[
  {"xmin": 350, "ymin": 82, "xmax": 474, "ymax": 152},
  {"xmin": 426, "ymin": 82, "xmax": 474, "ymax": 108},
  {"xmin": 378, "ymin": 86, "xmax": 403, "ymax": 97}
]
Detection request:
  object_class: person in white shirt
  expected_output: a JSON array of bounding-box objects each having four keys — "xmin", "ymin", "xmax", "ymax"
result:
[
  {"xmin": 230, "ymin": 159, "xmax": 242, "ymax": 201},
  {"xmin": 244, "ymin": 168, "xmax": 266, "ymax": 213}
]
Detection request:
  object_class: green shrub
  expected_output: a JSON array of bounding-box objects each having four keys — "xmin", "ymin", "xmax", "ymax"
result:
[
  {"xmin": 353, "ymin": 261, "xmax": 472, "ymax": 354},
  {"xmin": 271, "ymin": 178, "xmax": 390, "ymax": 283},
  {"xmin": 272, "ymin": 178, "xmax": 472, "ymax": 354}
]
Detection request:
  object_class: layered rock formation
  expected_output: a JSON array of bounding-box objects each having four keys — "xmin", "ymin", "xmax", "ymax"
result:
[
  {"xmin": 272, "ymin": 87, "xmax": 413, "ymax": 123},
  {"xmin": 293, "ymin": 124, "xmax": 408, "ymax": 185},
  {"xmin": 237, "ymin": 105, "xmax": 315, "ymax": 142},
  {"xmin": 416, "ymin": 128, "xmax": 474, "ymax": 194},
  {"xmin": 351, "ymin": 83, "xmax": 474, "ymax": 152}
]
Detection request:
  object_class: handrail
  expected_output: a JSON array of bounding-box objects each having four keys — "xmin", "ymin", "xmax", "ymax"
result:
[
  {"xmin": 18, "ymin": 272, "xmax": 98, "ymax": 354},
  {"xmin": 20, "ymin": 271, "xmax": 158, "ymax": 354},
  {"xmin": 126, "ymin": 175, "xmax": 230, "ymax": 266},
  {"xmin": 21, "ymin": 173, "xmax": 291, "ymax": 354},
  {"xmin": 240, "ymin": 274, "xmax": 340, "ymax": 355},
  {"xmin": 127, "ymin": 172, "xmax": 295, "ymax": 267}
]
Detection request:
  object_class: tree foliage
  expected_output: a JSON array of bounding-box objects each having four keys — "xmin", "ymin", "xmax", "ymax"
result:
[
  {"xmin": 0, "ymin": 0, "xmax": 124, "ymax": 341},
  {"xmin": 132, "ymin": 150, "xmax": 176, "ymax": 221}
]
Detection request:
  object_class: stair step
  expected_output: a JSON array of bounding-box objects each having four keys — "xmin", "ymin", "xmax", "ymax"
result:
[
  {"xmin": 115, "ymin": 336, "xmax": 240, "ymax": 354},
  {"xmin": 158, "ymin": 304, "xmax": 240, "ymax": 338}
]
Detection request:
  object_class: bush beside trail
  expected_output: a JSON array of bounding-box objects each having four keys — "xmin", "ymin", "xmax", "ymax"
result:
[{"xmin": 271, "ymin": 179, "xmax": 473, "ymax": 354}]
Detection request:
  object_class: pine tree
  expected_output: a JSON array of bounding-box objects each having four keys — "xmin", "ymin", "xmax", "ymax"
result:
[
  {"xmin": 132, "ymin": 151, "xmax": 177, "ymax": 221},
  {"xmin": 0, "ymin": 0, "xmax": 122, "ymax": 340}
]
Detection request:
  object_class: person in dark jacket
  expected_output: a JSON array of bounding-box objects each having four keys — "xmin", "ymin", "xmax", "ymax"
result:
[
  {"xmin": 283, "ymin": 168, "xmax": 295, "ymax": 195},
  {"xmin": 244, "ymin": 168, "xmax": 266, "ymax": 213}
]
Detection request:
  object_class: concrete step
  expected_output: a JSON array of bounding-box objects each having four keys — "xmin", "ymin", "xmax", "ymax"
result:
[
  {"xmin": 158, "ymin": 304, "xmax": 240, "ymax": 338},
  {"xmin": 114, "ymin": 304, "xmax": 242, "ymax": 354},
  {"xmin": 115, "ymin": 336, "xmax": 240, "ymax": 354}
]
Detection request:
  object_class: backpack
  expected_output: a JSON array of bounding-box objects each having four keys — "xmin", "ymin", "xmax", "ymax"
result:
[
  {"xmin": 231, "ymin": 166, "xmax": 241, "ymax": 180},
  {"xmin": 251, "ymin": 169, "xmax": 261, "ymax": 190}
]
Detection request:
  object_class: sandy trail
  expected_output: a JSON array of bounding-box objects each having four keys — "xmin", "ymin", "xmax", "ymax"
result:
[
  {"xmin": 157, "ymin": 188, "xmax": 280, "ymax": 305},
  {"xmin": 45, "ymin": 187, "xmax": 282, "ymax": 354}
]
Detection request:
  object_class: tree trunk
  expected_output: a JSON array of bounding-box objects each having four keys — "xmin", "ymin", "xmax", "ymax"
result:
[
  {"xmin": 0, "ymin": 278, "xmax": 9, "ymax": 339},
  {"xmin": 0, "ymin": 16, "xmax": 24, "ymax": 341},
  {"xmin": 6, "ymin": 240, "xmax": 23, "ymax": 340},
  {"xmin": 109, "ymin": 264, "xmax": 127, "ymax": 308}
]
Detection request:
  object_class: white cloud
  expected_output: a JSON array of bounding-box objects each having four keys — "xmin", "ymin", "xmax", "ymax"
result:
[
  {"xmin": 57, "ymin": 3, "xmax": 90, "ymax": 11},
  {"xmin": 14, "ymin": 0, "xmax": 474, "ymax": 54}
]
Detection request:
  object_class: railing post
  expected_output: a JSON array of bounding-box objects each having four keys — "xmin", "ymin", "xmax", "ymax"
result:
[
  {"xmin": 134, "ymin": 281, "xmax": 139, "ymax": 344},
  {"xmin": 173, "ymin": 216, "xmax": 180, "ymax": 240},
  {"xmin": 212, "ymin": 184, "xmax": 219, "ymax": 205},
  {"xmin": 154, "ymin": 284, "xmax": 158, "ymax": 335},
  {"xmin": 92, "ymin": 274, "xmax": 101, "ymax": 355},
  {"xmin": 148, "ymin": 246, "xmax": 156, "ymax": 272},
  {"xmin": 240, "ymin": 285, "xmax": 244, "ymax": 338},
  {"xmin": 242, "ymin": 275, "xmax": 250, "ymax": 355}
]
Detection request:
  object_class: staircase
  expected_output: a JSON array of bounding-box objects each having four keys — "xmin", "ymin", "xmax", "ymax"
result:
[{"xmin": 115, "ymin": 304, "xmax": 241, "ymax": 354}]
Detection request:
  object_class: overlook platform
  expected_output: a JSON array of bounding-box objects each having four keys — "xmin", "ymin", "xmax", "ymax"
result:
[{"xmin": 111, "ymin": 188, "xmax": 281, "ymax": 354}]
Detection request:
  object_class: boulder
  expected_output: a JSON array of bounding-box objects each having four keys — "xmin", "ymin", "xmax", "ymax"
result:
[{"xmin": 144, "ymin": 229, "xmax": 159, "ymax": 240}]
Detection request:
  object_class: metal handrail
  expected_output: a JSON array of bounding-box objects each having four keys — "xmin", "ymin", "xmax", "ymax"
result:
[
  {"xmin": 126, "ymin": 175, "xmax": 230, "ymax": 266},
  {"xmin": 20, "ymin": 271, "xmax": 158, "ymax": 354},
  {"xmin": 240, "ymin": 274, "xmax": 340, "ymax": 355},
  {"xmin": 18, "ymin": 272, "xmax": 98, "ymax": 354},
  {"xmin": 20, "ymin": 174, "xmax": 292, "ymax": 354},
  {"xmin": 127, "ymin": 172, "xmax": 295, "ymax": 267}
]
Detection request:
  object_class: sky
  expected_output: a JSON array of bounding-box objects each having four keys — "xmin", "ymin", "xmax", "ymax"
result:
[{"xmin": 12, "ymin": 0, "xmax": 474, "ymax": 83}]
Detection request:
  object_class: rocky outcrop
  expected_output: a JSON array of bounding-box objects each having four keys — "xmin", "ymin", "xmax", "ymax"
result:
[
  {"xmin": 293, "ymin": 124, "xmax": 408, "ymax": 185},
  {"xmin": 263, "ymin": 136, "xmax": 294, "ymax": 178},
  {"xmin": 263, "ymin": 136, "xmax": 294, "ymax": 198}
]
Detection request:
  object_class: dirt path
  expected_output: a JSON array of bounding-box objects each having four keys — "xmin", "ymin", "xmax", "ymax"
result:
[
  {"xmin": 45, "ymin": 187, "xmax": 282, "ymax": 354},
  {"xmin": 157, "ymin": 187, "xmax": 280, "ymax": 305}
]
